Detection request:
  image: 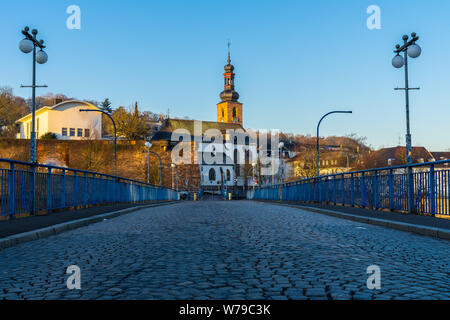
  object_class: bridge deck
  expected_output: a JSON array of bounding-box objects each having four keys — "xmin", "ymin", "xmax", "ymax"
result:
[{"xmin": 0, "ymin": 201, "xmax": 448, "ymax": 300}]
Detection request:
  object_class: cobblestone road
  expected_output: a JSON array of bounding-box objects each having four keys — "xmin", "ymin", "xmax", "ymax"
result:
[{"xmin": 0, "ymin": 201, "xmax": 449, "ymax": 300}]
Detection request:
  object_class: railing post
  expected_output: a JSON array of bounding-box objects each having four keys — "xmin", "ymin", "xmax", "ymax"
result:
[
  {"xmin": 30, "ymin": 164, "xmax": 36, "ymax": 215},
  {"xmin": 119, "ymin": 179, "xmax": 123, "ymax": 203},
  {"xmin": 46, "ymin": 167, "xmax": 52, "ymax": 212},
  {"xmin": 100, "ymin": 175, "xmax": 105, "ymax": 204},
  {"xmin": 407, "ymin": 166, "xmax": 415, "ymax": 213},
  {"xmin": 107, "ymin": 177, "xmax": 110, "ymax": 202},
  {"xmin": 430, "ymin": 164, "xmax": 435, "ymax": 215},
  {"xmin": 350, "ymin": 173, "xmax": 354, "ymax": 206},
  {"xmin": 373, "ymin": 170, "xmax": 378, "ymax": 210},
  {"xmin": 306, "ymin": 181, "xmax": 309, "ymax": 202},
  {"xmin": 73, "ymin": 172, "xmax": 78, "ymax": 208},
  {"xmin": 317, "ymin": 179, "xmax": 320, "ymax": 202},
  {"xmin": 94, "ymin": 174, "xmax": 99, "ymax": 204},
  {"xmin": 389, "ymin": 169, "xmax": 394, "ymax": 211},
  {"xmin": 341, "ymin": 174, "xmax": 345, "ymax": 205},
  {"xmin": 84, "ymin": 172, "xmax": 88, "ymax": 207},
  {"xmin": 333, "ymin": 175, "xmax": 337, "ymax": 205},
  {"xmin": 118, "ymin": 178, "xmax": 122, "ymax": 204},
  {"xmin": 361, "ymin": 172, "xmax": 365, "ymax": 208},
  {"xmin": 61, "ymin": 169, "xmax": 66, "ymax": 209},
  {"xmin": 7, "ymin": 162, "xmax": 16, "ymax": 218}
]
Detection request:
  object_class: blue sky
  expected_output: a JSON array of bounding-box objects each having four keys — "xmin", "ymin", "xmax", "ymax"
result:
[{"xmin": 1, "ymin": 0, "xmax": 449, "ymax": 151}]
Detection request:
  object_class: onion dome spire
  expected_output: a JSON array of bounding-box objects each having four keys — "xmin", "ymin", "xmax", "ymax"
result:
[{"xmin": 220, "ymin": 41, "xmax": 239, "ymax": 102}]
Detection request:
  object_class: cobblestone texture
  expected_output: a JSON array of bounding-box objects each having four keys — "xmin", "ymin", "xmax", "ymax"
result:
[{"xmin": 0, "ymin": 201, "xmax": 448, "ymax": 300}]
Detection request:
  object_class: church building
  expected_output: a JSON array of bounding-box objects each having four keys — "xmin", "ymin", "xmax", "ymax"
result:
[{"xmin": 150, "ymin": 48, "xmax": 257, "ymax": 195}]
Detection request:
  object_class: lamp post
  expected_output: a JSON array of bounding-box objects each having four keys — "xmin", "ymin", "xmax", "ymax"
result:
[
  {"xmin": 143, "ymin": 141, "xmax": 162, "ymax": 185},
  {"xmin": 171, "ymin": 163, "xmax": 176, "ymax": 190},
  {"xmin": 271, "ymin": 142, "xmax": 284, "ymax": 185},
  {"xmin": 246, "ymin": 163, "xmax": 257, "ymax": 191},
  {"xmin": 316, "ymin": 111, "xmax": 352, "ymax": 177},
  {"xmin": 79, "ymin": 109, "xmax": 117, "ymax": 176},
  {"xmin": 278, "ymin": 142, "xmax": 284, "ymax": 184},
  {"xmin": 251, "ymin": 162, "xmax": 256, "ymax": 191},
  {"xmin": 392, "ymin": 32, "xmax": 421, "ymax": 213},
  {"xmin": 19, "ymin": 27, "xmax": 48, "ymax": 164}
]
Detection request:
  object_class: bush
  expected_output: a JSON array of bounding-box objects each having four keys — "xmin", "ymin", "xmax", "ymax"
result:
[{"xmin": 40, "ymin": 132, "xmax": 57, "ymax": 140}]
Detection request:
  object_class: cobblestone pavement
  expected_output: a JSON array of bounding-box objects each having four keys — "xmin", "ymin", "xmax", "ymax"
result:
[{"xmin": 0, "ymin": 201, "xmax": 449, "ymax": 300}]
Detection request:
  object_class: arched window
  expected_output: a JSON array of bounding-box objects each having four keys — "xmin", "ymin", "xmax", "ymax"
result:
[
  {"xmin": 234, "ymin": 149, "xmax": 238, "ymax": 165},
  {"xmin": 232, "ymin": 107, "xmax": 237, "ymax": 122},
  {"xmin": 208, "ymin": 168, "xmax": 216, "ymax": 181},
  {"xmin": 226, "ymin": 169, "xmax": 231, "ymax": 181},
  {"xmin": 222, "ymin": 108, "xmax": 224, "ymax": 118},
  {"xmin": 245, "ymin": 136, "xmax": 249, "ymax": 146}
]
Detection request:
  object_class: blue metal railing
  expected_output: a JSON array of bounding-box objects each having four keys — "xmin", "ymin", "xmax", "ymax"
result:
[
  {"xmin": 0, "ymin": 158, "xmax": 179, "ymax": 217},
  {"xmin": 247, "ymin": 160, "xmax": 450, "ymax": 216}
]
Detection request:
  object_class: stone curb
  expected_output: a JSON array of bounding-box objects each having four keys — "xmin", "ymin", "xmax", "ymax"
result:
[
  {"xmin": 0, "ymin": 201, "xmax": 178, "ymax": 250},
  {"xmin": 255, "ymin": 201, "xmax": 450, "ymax": 241}
]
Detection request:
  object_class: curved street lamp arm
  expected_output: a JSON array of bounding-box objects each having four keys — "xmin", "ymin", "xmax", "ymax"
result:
[
  {"xmin": 316, "ymin": 110, "xmax": 352, "ymax": 177},
  {"xmin": 79, "ymin": 109, "xmax": 116, "ymax": 139},
  {"xmin": 79, "ymin": 108, "xmax": 117, "ymax": 176}
]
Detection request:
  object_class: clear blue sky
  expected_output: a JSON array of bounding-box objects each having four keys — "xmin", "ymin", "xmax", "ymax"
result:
[{"xmin": 1, "ymin": 0, "xmax": 449, "ymax": 151}]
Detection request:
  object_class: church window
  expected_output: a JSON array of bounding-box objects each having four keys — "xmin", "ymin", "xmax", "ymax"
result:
[
  {"xmin": 226, "ymin": 169, "xmax": 231, "ymax": 181},
  {"xmin": 208, "ymin": 168, "xmax": 216, "ymax": 181}
]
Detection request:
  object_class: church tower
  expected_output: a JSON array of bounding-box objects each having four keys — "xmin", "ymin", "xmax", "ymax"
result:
[{"xmin": 217, "ymin": 44, "xmax": 243, "ymax": 126}]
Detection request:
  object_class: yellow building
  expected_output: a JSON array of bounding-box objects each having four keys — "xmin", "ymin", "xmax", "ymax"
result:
[{"xmin": 16, "ymin": 100, "xmax": 102, "ymax": 140}]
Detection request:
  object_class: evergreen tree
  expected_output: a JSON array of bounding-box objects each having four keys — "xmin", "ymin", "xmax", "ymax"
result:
[{"xmin": 100, "ymin": 98, "xmax": 113, "ymax": 113}]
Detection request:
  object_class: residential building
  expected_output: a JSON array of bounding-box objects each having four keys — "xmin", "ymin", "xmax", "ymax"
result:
[{"xmin": 16, "ymin": 100, "xmax": 102, "ymax": 140}]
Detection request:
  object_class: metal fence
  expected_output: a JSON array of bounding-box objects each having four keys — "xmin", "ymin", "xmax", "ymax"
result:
[
  {"xmin": 0, "ymin": 158, "xmax": 179, "ymax": 218},
  {"xmin": 247, "ymin": 160, "xmax": 450, "ymax": 216}
]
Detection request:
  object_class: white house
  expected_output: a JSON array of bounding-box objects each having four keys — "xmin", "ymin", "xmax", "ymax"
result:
[{"xmin": 16, "ymin": 100, "xmax": 102, "ymax": 140}]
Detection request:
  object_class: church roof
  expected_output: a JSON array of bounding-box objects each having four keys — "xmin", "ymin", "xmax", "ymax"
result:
[
  {"xmin": 162, "ymin": 119, "xmax": 243, "ymax": 133},
  {"xmin": 151, "ymin": 119, "xmax": 244, "ymax": 141}
]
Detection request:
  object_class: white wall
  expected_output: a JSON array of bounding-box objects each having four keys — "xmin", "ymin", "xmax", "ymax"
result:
[
  {"xmin": 17, "ymin": 101, "xmax": 102, "ymax": 140},
  {"xmin": 49, "ymin": 102, "xmax": 101, "ymax": 140},
  {"xmin": 200, "ymin": 165, "xmax": 235, "ymax": 186}
]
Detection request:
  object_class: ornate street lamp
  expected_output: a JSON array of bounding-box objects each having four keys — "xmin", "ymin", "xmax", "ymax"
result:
[
  {"xmin": 392, "ymin": 32, "xmax": 421, "ymax": 213},
  {"xmin": 19, "ymin": 27, "xmax": 48, "ymax": 163},
  {"xmin": 392, "ymin": 32, "xmax": 421, "ymax": 165}
]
